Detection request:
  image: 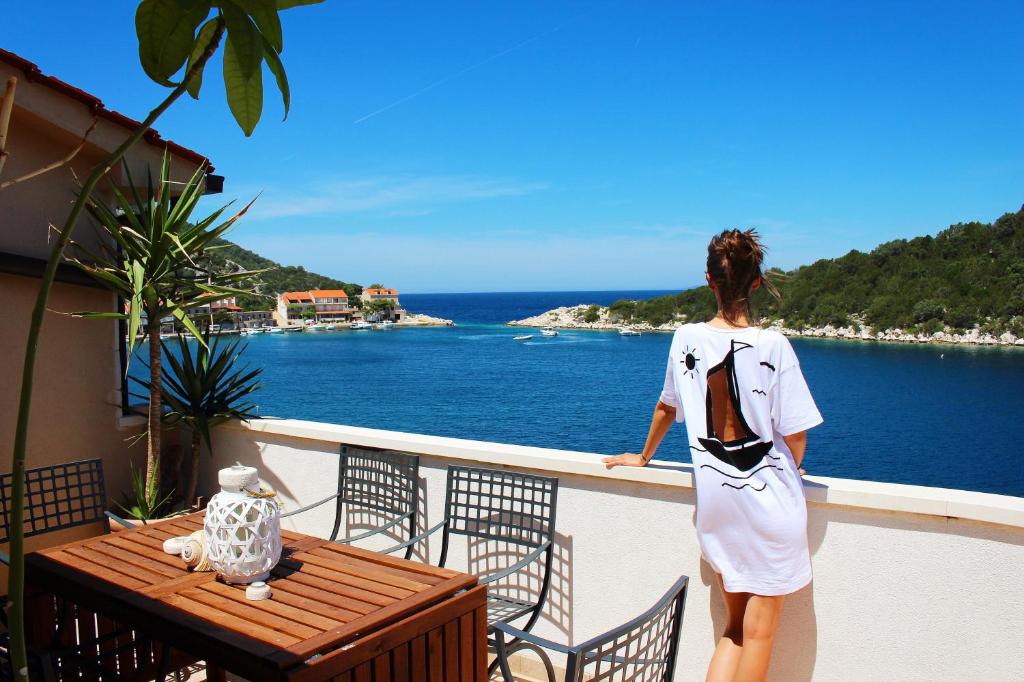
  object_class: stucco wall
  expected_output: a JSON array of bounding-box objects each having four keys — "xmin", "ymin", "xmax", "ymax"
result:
[
  {"xmin": 206, "ymin": 419, "xmax": 1024, "ymax": 681},
  {"xmin": 0, "ymin": 63, "xmax": 207, "ymax": 570}
]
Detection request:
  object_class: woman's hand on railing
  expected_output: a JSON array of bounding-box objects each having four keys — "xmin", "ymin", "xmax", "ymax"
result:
[{"xmin": 602, "ymin": 453, "xmax": 649, "ymax": 469}]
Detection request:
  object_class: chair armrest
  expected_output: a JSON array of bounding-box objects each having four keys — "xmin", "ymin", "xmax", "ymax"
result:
[
  {"xmin": 478, "ymin": 541, "xmax": 550, "ymax": 585},
  {"xmin": 335, "ymin": 512, "xmax": 412, "ymax": 544},
  {"xmin": 491, "ymin": 621, "xmax": 575, "ymax": 656},
  {"xmin": 280, "ymin": 492, "xmax": 342, "ymax": 518},
  {"xmin": 105, "ymin": 510, "xmax": 136, "ymax": 530},
  {"xmin": 379, "ymin": 519, "xmax": 446, "ymax": 555}
]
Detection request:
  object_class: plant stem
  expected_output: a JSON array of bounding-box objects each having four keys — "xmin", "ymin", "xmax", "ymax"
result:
[
  {"xmin": 5, "ymin": 21, "xmax": 224, "ymax": 680},
  {"xmin": 146, "ymin": 315, "xmax": 163, "ymax": 506},
  {"xmin": 186, "ymin": 430, "xmax": 202, "ymax": 508}
]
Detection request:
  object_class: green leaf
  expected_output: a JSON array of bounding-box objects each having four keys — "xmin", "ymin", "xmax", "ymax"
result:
[
  {"xmin": 261, "ymin": 35, "xmax": 290, "ymax": 120},
  {"xmin": 171, "ymin": 306, "xmax": 207, "ymax": 346},
  {"xmin": 223, "ymin": 17, "xmax": 265, "ymax": 135},
  {"xmin": 239, "ymin": 0, "xmax": 283, "ymax": 53},
  {"xmin": 185, "ymin": 18, "xmax": 220, "ymax": 99},
  {"xmin": 276, "ymin": 0, "xmax": 324, "ymax": 9},
  {"xmin": 222, "ymin": 3, "xmax": 262, "ymax": 80},
  {"xmin": 136, "ymin": 0, "xmax": 211, "ymax": 85}
]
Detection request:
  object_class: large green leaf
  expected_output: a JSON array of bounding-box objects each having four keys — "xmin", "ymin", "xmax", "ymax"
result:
[
  {"xmin": 223, "ymin": 21, "xmax": 265, "ymax": 135},
  {"xmin": 261, "ymin": 35, "xmax": 290, "ymax": 120},
  {"xmin": 238, "ymin": 0, "xmax": 283, "ymax": 53},
  {"xmin": 222, "ymin": 3, "xmax": 263, "ymax": 80},
  {"xmin": 136, "ymin": 0, "xmax": 211, "ymax": 85},
  {"xmin": 276, "ymin": 0, "xmax": 325, "ymax": 9},
  {"xmin": 185, "ymin": 18, "xmax": 220, "ymax": 99}
]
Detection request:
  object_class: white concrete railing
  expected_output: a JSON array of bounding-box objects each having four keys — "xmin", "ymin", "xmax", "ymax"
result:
[{"xmin": 206, "ymin": 419, "xmax": 1024, "ymax": 681}]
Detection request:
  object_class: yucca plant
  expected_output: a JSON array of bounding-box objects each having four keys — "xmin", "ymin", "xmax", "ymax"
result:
[
  {"xmin": 67, "ymin": 154, "xmax": 263, "ymax": 511},
  {"xmin": 134, "ymin": 330, "xmax": 262, "ymax": 507}
]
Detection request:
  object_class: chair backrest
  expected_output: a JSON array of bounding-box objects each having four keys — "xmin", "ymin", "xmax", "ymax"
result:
[
  {"xmin": 444, "ymin": 465, "xmax": 558, "ymax": 549},
  {"xmin": 0, "ymin": 459, "xmax": 107, "ymax": 544},
  {"xmin": 570, "ymin": 575, "xmax": 689, "ymax": 682},
  {"xmin": 335, "ymin": 446, "xmax": 418, "ymax": 520}
]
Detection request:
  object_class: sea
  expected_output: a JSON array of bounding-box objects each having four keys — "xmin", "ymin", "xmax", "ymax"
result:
[{"xmin": 171, "ymin": 291, "xmax": 1024, "ymax": 497}]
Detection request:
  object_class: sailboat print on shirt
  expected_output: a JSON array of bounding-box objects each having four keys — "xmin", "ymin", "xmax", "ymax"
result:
[{"xmin": 697, "ymin": 340, "xmax": 775, "ymax": 472}]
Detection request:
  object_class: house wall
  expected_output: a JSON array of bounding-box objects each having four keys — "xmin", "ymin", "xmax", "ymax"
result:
[
  {"xmin": 0, "ymin": 64, "xmax": 207, "ymax": 569},
  {"xmin": 206, "ymin": 419, "xmax": 1024, "ymax": 682}
]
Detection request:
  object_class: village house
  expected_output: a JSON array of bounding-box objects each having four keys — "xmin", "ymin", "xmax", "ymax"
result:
[
  {"xmin": 360, "ymin": 286, "xmax": 403, "ymax": 321},
  {"xmin": 277, "ymin": 289, "xmax": 355, "ymax": 325}
]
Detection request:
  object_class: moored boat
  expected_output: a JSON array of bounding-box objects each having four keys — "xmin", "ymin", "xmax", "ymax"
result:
[
  {"xmin": 619, "ymin": 328, "xmax": 641, "ymax": 336},
  {"xmin": 514, "ymin": 335, "xmax": 533, "ymax": 341},
  {"xmin": 541, "ymin": 327, "xmax": 559, "ymax": 337}
]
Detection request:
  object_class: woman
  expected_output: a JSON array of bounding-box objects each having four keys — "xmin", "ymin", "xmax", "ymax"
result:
[{"xmin": 603, "ymin": 229, "xmax": 822, "ymax": 682}]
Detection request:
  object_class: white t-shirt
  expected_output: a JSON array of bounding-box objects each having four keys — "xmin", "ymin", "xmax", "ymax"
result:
[{"xmin": 659, "ymin": 323, "xmax": 823, "ymax": 595}]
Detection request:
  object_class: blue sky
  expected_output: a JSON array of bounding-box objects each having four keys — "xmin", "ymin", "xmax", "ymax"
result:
[{"xmin": 8, "ymin": 1, "xmax": 1023, "ymax": 292}]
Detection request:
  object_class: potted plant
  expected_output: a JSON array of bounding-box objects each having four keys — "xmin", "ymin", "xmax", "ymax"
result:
[{"xmin": 68, "ymin": 155, "xmax": 264, "ymax": 518}]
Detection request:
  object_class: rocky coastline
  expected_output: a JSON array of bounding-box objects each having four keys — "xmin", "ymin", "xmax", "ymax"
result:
[
  {"xmin": 397, "ymin": 312, "xmax": 455, "ymax": 327},
  {"xmin": 507, "ymin": 305, "xmax": 1024, "ymax": 347}
]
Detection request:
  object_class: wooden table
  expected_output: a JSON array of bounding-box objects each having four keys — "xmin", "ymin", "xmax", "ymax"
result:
[{"xmin": 26, "ymin": 513, "xmax": 487, "ymax": 681}]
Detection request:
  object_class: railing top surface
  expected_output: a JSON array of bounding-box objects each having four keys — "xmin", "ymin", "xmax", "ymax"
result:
[{"xmin": 224, "ymin": 418, "xmax": 1024, "ymax": 530}]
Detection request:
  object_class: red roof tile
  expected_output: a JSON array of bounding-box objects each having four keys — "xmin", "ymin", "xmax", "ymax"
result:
[{"xmin": 0, "ymin": 48, "xmax": 212, "ymax": 170}]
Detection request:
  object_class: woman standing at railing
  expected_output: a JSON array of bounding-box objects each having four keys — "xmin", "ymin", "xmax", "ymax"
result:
[{"xmin": 604, "ymin": 229, "xmax": 822, "ymax": 682}]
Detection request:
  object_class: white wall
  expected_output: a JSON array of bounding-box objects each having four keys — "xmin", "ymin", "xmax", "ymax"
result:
[{"xmin": 207, "ymin": 419, "xmax": 1024, "ymax": 681}]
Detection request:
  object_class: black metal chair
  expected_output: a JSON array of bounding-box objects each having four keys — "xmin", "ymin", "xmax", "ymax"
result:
[
  {"xmin": 493, "ymin": 575, "xmax": 689, "ymax": 682},
  {"xmin": 384, "ymin": 465, "xmax": 559, "ymax": 670},
  {"xmin": 282, "ymin": 445, "xmax": 420, "ymax": 558},
  {"xmin": 0, "ymin": 458, "xmax": 175, "ymax": 681}
]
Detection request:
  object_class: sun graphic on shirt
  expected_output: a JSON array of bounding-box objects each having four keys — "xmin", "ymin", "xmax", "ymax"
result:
[{"xmin": 680, "ymin": 345, "xmax": 700, "ymax": 379}]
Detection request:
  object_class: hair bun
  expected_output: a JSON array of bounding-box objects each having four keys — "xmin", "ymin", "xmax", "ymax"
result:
[{"xmin": 706, "ymin": 228, "xmax": 776, "ymax": 323}]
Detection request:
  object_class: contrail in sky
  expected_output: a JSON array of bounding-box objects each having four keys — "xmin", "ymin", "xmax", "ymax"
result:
[{"xmin": 354, "ymin": 21, "xmax": 565, "ymax": 123}]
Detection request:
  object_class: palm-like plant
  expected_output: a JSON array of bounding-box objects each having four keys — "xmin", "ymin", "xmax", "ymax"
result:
[
  {"xmin": 135, "ymin": 331, "xmax": 262, "ymax": 508},
  {"xmin": 68, "ymin": 154, "xmax": 262, "ymax": 509}
]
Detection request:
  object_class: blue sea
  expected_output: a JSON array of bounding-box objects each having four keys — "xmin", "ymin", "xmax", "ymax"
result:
[{"xmin": 177, "ymin": 292, "xmax": 1024, "ymax": 497}]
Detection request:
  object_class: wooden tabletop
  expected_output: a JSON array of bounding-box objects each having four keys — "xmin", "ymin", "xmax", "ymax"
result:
[{"xmin": 26, "ymin": 512, "xmax": 478, "ymax": 680}]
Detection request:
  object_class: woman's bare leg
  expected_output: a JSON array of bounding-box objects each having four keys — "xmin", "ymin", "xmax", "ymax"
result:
[
  {"xmin": 705, "ymin": 574, "xmax": 750, "ymax": 682},
  {"xmin": 733, "ymin": 593, "xmax": 785, "ymax": 681}
]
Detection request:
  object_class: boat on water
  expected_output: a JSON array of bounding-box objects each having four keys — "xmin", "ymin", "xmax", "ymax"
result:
[
  {"xmin": 619, "ymin": 328, "xmax": 641, "ymax": 336},
  {"xmin": 351, "ymin": 321, "xmax": 373, "ymax": 330},
  {"xmin": 265, "ymin": 327, "xmax": 283, "ymax": 334},
  {"xmin": 284, "ymin": 325, "xmax": 304, "ymax": 332},
  {"xmin": 306, "ymin": 323, "xmax": 325, "ymax": 332},
  {"xmin": 514, "ymin": 335, "xmax": 533, "ymax": 341},
  {"xmin": 375, "ymin": 321, "xmax": 395, "ymax": 330},
  {"xmin": 541, "ymin": 327, "xmax": 559, "ymax": 337}
]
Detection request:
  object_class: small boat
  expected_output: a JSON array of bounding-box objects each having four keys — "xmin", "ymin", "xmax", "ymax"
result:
[
  {"xmin": 284, "ymin": 325, "xmax": 304, "ymax": 333},
  {"xmin": 351, "ymin": 321, "xmax": 373, "ymax": 330},
  {"xmin": 514, "ymin": 335, "xmax": 533, "ymax": 341},
  {"xmin": 265, "ymin": 327, "xmax": 283, "ymax": 334},
  {"xmin": 619, "ymin": 328, "xmax": 641, "ymax": 336},
  {"xmin": 541, "ymin": 327, "xmax": 559, "ymax": 337},
  {"xmin": 375, "ymin": 321, "xmax": 395, "ymax": 330},
  {"xmin": 306, "ymin": 323, "xmax": 325, "ymax": 332}
]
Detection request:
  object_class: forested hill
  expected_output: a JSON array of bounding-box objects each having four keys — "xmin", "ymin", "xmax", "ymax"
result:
[
  {"xmin": 609, "ymin": 206, "xmax": 1024, "ymax": 334},
  {"xmin": 206, "ymin": 238, "xmax": 362, "ymax": 310}
]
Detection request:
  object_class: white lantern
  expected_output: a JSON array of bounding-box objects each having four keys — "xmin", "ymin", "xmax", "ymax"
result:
[{"xmin": 204, "ymin": 464, "xmax": 282, "ymax": 584}]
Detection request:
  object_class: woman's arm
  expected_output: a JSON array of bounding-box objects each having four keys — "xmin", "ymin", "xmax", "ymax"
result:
[
  {"xmin": 603, "ymin": 400, "xmax": 677, "ymax": 468},
  {"xmin": 782, "ymin": 430, "xmax": 808, "ymax": 475}
]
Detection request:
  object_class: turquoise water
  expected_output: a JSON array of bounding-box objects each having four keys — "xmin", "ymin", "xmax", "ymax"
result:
[{"xmin": 138, "ymin": 292, "xmax": 1024, "ymax": 497}]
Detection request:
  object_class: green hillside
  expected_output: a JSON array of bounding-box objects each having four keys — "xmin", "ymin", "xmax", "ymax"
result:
[
  {"xmin": 204, "ymin": 238, "xmax": 362, "ymax": 310},
  {"xmin": 610, "ymin": 206, "xmax": 1024, "ymax": 335}
]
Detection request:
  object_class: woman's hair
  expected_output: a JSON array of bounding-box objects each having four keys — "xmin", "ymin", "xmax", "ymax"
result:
[{"xmin": 706, "ymin": 228, "xmax": 780, "ymax": 324}]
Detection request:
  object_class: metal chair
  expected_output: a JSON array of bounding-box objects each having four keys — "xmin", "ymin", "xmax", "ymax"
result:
[
  {"xmin": 384, "ymin": 465, "xmax": 559, "ymax": 669},
  {"xmin": 493, "ymin": 575, "xmax": 689, "ymax": 682},
  {"xmin": 0, "ymin": 458, "xmax": 176, "ymax": 681},
  {"xmin": 282, "ymin": 445, "xmax": 419, "ymax": 557}
]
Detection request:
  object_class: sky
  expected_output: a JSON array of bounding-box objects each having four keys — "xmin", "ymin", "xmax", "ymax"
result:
[{"xmin": 7, "ymin": 1, "xmax": 1024, "ymax": 293}]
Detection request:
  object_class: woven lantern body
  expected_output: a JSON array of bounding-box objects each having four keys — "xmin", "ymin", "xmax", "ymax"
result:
[{"xmin": 204, "ymin": 465, "xmax": 282, "ymax": 584}]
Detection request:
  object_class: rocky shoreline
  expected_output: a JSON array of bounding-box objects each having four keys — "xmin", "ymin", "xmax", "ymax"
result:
[
  {"xmin": 507, "ymin": 305, "xmax": 1024, "ymax": 347},
  {"xmin": 397, "ymin": 312, "xmax": 455, "ymax": 327}
]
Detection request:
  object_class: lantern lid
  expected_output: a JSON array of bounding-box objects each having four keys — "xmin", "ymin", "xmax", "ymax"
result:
[{"xmin": 219, "ymin": 464, "xmax": 259, "ymax": 489}]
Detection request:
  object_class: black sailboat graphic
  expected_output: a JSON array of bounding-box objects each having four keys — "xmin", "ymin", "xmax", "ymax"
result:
[{"xmin": 697, "ymin": 340, "xmax": 774, "ymax": 471}]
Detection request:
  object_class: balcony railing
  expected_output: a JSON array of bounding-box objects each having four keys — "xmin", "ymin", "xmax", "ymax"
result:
[{"xmin": 204, "ymin": 418, "xmax": 1024, "ymax": 681}]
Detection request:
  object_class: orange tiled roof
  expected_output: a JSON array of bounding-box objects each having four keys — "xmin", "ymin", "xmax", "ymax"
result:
[
  {"xmin": 0, "ymin": 48, "xmax": 212, "ymax": 170},
  {"xmin": 310, "ymin": 289, "xmax": 348, "ymax": 299},
  {"xmin": 282, "ymin": 292, "xmax": 313, "ymax": 303},
  {"xmin": 365, "ymin": 287, "xmax": 398, "ymax": 296}
]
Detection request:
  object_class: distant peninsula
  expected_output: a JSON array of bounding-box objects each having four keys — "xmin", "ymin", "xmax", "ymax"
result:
[{"xmin": 509, "ymin": 207, "xmax": 1024, "ymax": 347}]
